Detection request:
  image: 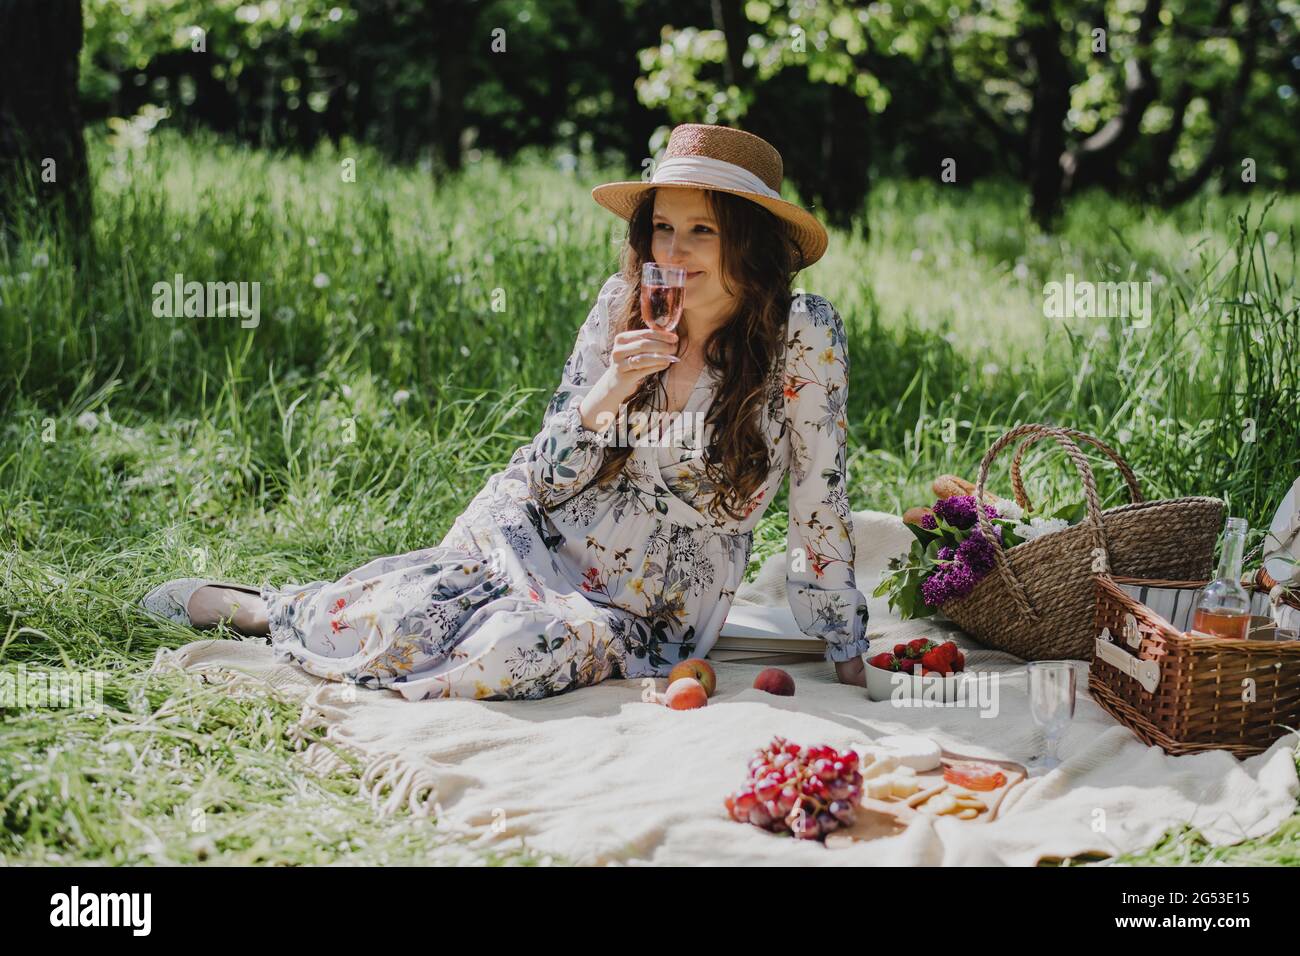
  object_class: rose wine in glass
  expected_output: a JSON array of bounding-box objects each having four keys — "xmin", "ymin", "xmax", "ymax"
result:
[
  {"xmin": 1189, "ymin": 516, "xmax": 1252, "ymax": 640},
  {"xmin": 641, "ymin": 262, "xmax": 686, "ymax": 332}
]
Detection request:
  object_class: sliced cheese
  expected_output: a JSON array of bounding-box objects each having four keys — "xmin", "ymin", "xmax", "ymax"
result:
[
  {"xmin": 865, "ymin": 777, "xmax": 895, "ymax": 800},
  {"xmin": 888, "ymin": 774, "xmax": 922, "ymax": 798},
  {"xmin": 863, "ymin": 767, "xmax": 922, "ymax": 801},
  {"xmin": 860, "ymin": 753, "xmax": 900, "ymax": 779}
]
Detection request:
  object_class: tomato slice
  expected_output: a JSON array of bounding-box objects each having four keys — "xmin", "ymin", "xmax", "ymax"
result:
[{"xmin": 942, "ymin": 760, "xmax": 1007, "ymax": 791}]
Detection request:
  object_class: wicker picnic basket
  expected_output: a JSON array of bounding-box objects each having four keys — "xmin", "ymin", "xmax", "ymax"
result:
[
  {"xmin": 1090, "ymin": 575, "xmax": 1300, "ymax": 757},
  {"xmin": 937, "ymin": 423, "xmax": 1225, "ymax": 660}
]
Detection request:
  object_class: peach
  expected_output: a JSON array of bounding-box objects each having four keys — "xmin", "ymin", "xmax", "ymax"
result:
[
  {"xmin": 753, "ymin": 667, "xmax": 795, "ymax": 696},
  {"xmin": 664, "ymin": 677, "xmax": 708, "ymax": 710},
  {"xmin": 669, "ymin": 657, "xmax": 717, "ymax": 697}
]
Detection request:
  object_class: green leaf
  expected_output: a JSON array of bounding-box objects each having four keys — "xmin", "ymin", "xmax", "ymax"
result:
[
  {"xmin": 1055, "ymin": 499, "xmax": 1088, "ymax": 523},
  {"xmin": 1000, "ymin": 526, "xmax": 1029, "ymax": 548},
  {"xmin": 907, "ymin": 523, "xmax": 940, "ymax": 547},
  {"xmin": 895, "ymin": 573, "xmax": 923, "ymax": 619}
]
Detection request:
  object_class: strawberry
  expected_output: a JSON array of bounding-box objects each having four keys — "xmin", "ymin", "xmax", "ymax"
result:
[
  {"xmin": 868, "ymin": 652, "xmax": 897, "ymax": 671},
  {"xmin": 893, "ymin": 643, "xmax": 908, "ymax": 657},
  {"xmin": 897, "ymin": 657, "xmax": 917, "ymax": 673},
  {"xmin": 934, "ymin": 641, "xmax": 965, "ymax": 672},
  {"xmin": 921, "ymin": 643, "xmax": 959, "ymax": 675},
  {"xmin": 906, "ymin": 638, "xmax": 931, "ymax": 658}
]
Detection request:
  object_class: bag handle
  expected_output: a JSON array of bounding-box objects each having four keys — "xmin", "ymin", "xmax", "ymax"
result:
[
  {"xmin": 973, "ymin": 424, "xmax": 1114, "ymax": 627},
  {"xmin": 1009, "ymin": 428, "xmax": 1144, "ymax": 512}
]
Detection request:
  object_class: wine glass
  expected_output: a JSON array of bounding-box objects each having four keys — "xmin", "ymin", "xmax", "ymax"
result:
[
  {"xmin": 641, "ymin": 262, "xmax": 687, "ymax": 333},
  {"xmin": 1025, "ymin": 660, "xmax": 1076, "ymax": 776}
]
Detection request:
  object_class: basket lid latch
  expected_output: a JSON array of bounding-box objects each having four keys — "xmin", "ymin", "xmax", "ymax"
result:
[{"xmin": 1096, "ymin": 631, "xmax": 1160, "ymax": 693}]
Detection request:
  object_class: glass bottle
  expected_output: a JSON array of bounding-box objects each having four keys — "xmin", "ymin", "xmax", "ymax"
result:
[{"xmin": 1190, "ymin": 516, "xmax": 1252, "ymax": 640}]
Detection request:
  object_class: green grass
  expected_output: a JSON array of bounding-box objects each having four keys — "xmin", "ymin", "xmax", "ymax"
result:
[{"xmin": 1, "ymin": 129, "xmax": 1298, "ymax": 865}]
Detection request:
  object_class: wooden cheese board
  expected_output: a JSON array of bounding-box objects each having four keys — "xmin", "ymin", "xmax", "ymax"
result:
[{"xmin": 825, "ymin": 751, "xmax": 1027, "ymax": 848}]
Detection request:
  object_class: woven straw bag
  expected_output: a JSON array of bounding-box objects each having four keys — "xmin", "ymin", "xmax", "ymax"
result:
[{"xmin": 937, "ymin": 423, "xmax": 1225, "ymax": 660}]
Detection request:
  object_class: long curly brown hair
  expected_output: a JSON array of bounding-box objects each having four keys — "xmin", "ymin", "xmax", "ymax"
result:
[{"xmin": 587, "ymin": 186, "xmax": 806, "ymax": 522}]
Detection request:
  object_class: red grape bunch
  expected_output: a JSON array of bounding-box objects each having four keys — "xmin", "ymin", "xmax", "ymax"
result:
[{"xmin": 724, "ymin": 736, "xmax": 864, "ymax": 840}]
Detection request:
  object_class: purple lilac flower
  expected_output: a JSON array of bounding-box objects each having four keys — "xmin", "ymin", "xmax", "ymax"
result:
[
  {"xmin": 946, "ymin": 561, "xmax": 978, "ymax": 599},
  {"xmin": 920, "ymin": 572, "xmax": 949, "ymax": 607},
  {"xmin": 957, "ymin": 530, "xmax": 996, "ymax": 573},
  {"xmin": 937, "ymin": 546, "xmax": 956, "ymax": 561},
  {"xmin": 931, "ymin": 495, "xmax": 998, "ymax": 530},
  {"xmin": 920, "ymin": 512, "xmax": 937, "ymax": 530},
  {"xmin": 920, "ymin": 560, "xmax": 979, "ymax": 606}
]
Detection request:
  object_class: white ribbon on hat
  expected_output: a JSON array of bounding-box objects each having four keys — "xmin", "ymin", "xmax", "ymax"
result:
[{"xmin": 652, "ymin": 155, "xmax": 781, "ymax": 200}]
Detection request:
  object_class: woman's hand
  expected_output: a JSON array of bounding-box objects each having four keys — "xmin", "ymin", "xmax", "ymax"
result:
[
  {"xmin": 834, "ymin": 655, "xmax": 867, "ymax": 687},
  {"xmin": 580, "ymin": 327, "xmax": 683, "ymax": 433},
  {"xmin": 607, "ymin": 327, "xmax": 680, "ymax": 393}
]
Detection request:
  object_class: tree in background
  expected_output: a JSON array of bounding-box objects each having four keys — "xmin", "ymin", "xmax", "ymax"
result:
[
  {"xmin": 0, "ymin": 0, "xmax": 92, "ymax": 245},
  {"xmin": 641, "ymin": 0, "xmax": 1294, "ymax": 229},
  {"xmin": 64, "ymin": 0, "xmax": 1298, "ymax": 230},
  {"xmin": 75, "ymin": 0, "xmax": 699, "ymax": 175}
]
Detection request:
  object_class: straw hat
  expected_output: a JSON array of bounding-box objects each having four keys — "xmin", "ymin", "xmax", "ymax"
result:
[{"xmin": 591, "ymin": 123, "xmax": 828, "ymax": 268}]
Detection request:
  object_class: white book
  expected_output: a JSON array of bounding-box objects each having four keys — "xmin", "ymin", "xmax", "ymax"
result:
[{"xmin": 715, "ymin": 604, "xmax": 822, "ymax": 655}]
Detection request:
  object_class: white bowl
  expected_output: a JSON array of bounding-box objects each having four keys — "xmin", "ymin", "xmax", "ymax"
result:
[{"xmin": 865, "ymin": 661, "xmax": 972, "ymax": 703}]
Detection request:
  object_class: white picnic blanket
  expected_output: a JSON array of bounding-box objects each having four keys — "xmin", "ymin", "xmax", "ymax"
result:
[{"xmin": 149, "ymin": 510, "xmax": 1300, "ymax": 865}]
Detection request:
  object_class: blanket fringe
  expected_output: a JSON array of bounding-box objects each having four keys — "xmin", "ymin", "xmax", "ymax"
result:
[
  {"xmin": 286, "ymin": 685, "xmax": 341, "ymax": 751},
  {"xmin": 359, "ymin": 751, "xmax": 443, "ymax": 820},
  {"xmin": 147, "ymin": 644, "xmax": 284, "ymax": 700},
  {"xmin": 147, "ymin": 644, "xmax": 188, "ymax": 678},
  {"xmin": 288, "ymin": 685, "xmax": 447, "ymax": 823}
]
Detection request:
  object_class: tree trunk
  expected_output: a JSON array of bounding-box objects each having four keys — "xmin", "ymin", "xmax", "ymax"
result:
[
  {"xmin": 1022, "ymin": 0, "xmax": 1071, "ymax": 230},
  {"xmin": 1146, "ymin": 0, "xmax": 1235, "ymax": 193},
  {"xmin": 429, "ymin": 0, "xmax": 478, "ymax": 180},
  {"xmin": 711, "ymin": 0, "xmax": 754, "ymax": 88},
  {"xmin": 1059, "ymin": 0, "xmax": 1163, "ymax": 194},
  {"xmin": 0, "ymin": 0, "xmax": 91, "ymax": 245},
  {"xmin": 1161, "ymin": 0, "xmax": 1260, "ymax": 205},
  {"xmin": 817, "ymin": 82, "xmax": 871, "ymax": 237}
]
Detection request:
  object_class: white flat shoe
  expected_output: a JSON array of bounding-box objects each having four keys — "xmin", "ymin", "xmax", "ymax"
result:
[{"xmin": 139, "ymin": 577, "xmax": 264, "ymax": 629}]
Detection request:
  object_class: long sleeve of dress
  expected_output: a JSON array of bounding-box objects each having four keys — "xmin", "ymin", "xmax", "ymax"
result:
[
  {"xmin": 783, "ymin": 295, "xmax": 871, "ymax": 664},
  {"xmin": 524, "ymin": 274, "xmax": 623, "ymax": 510}
]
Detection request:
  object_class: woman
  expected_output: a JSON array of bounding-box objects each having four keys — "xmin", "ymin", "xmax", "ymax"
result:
[{"xmin": 141, "ymin": 123, "xmax": 871, "ymax": 699}]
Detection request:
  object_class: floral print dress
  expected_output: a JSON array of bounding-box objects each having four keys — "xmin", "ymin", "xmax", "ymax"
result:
[{"xmin": 262, "ymin": 273, "xmax": 870, "ymax": 701}]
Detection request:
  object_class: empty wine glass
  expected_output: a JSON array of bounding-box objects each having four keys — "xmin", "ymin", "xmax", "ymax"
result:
[{"xmin": 1026, "ymin": 660, "xmax": 1076, "ymax": 776}]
